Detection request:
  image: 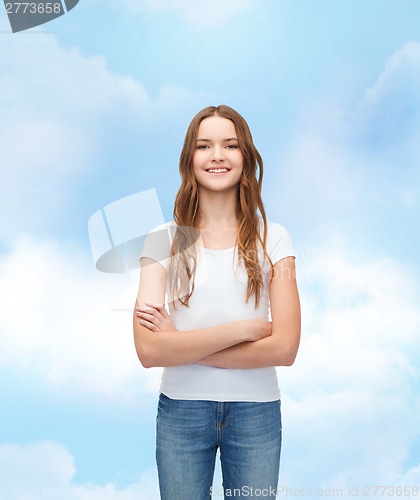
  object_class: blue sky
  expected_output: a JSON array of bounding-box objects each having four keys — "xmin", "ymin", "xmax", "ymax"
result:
[{"xmin": 1, "ymin": 1, "xmax": 420, "ymax": 498}]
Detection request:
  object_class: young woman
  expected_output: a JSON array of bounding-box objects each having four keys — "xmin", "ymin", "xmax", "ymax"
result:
[{"xmin": 133, "ymin": 105, "xmax": 301, "ymax": 499}]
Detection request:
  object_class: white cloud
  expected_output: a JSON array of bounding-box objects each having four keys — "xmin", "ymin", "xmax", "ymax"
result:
[
  {"xmin": 1, "ymin": 233, "xmax": 419, "ymax": 494},
  {"xmin": 0, "ymin": 236, "xmax": 161, "ymax": 399},
  {"xmin": 400, "ymin": 464, "xmax": 420, "ymax": 486},
  {"xmin": 0, "ymin": 34, "xmax": 206, "ymax": 242},
  {"xmin": 270, "ymin": 105, "xmax": 364, "ymax": 244},
  {"xmin": 278, "ymin": 121, "xmax": 360, "ymax": 208},
  {"xmin": 277, "ymin": 251, "xmax": 420, "ymax": 492},
  {"xmin": 271, "ymin": 42, "xmax": 420, "ymax": 246},
  {"xmin": 263, "ymin": 42, "xmax": 420, "ymax": 494},
  {"xmin": 0, "ymin": 35, "xmax": 151, "ymax": 121},
  {"xmin": 3, "ymin": 32, "xmax": 420, "ymax": 478},
  {"xmin": 360, "ymin": 41, "xmax": 420, "ymax": 127},
  {"xmin": 0, "ymin": 441, "xmax": 160, "ymax": 500},
  {"xmin": 115, "ymin": 0, "xmax": 269, "ymax": 27},
  {"xmin": 354, "ymin": 42, "xmax": 420, "ymax": 181},
  {"xmin": 0, "ymin": 34, "xmax": 147, "ymax": 240}
]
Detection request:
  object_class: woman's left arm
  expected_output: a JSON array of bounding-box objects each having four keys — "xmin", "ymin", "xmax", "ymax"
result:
[{"xmin": 196, "ymin": 256, "xmax": 301, "ymax": 368}]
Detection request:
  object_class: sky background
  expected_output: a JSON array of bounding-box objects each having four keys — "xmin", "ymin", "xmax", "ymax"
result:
[{"xmin": 1, "ymin": 1, "xmax": 420, "ymax": 498}]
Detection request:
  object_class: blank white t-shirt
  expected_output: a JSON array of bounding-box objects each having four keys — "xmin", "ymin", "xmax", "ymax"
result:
[{"xmin": 140, "ymin": 218, "xmax": 295, "ymax": 402}]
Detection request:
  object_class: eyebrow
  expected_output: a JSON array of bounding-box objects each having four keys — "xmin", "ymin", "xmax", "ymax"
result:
[{"xmin": 196, "ymin": 137, "xmax": 238, "ymax": 142}]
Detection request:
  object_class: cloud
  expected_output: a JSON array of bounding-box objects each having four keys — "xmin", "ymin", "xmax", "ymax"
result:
[
  {"xmin": 270, "ymin": 41, "xmax": 420, "ymax": 248},
  {"xmin": 351, "ymin": 42, "xmax": 420, "ymax": 208},
  {"xmin": 278, "ymin": 251, "xmax": 420, "ymax": 492},
  {"xmin": 269, "ymin": 106, "xmax": 363, "ymax": 243},
  {"xmin": 0, "ymin": 441, "xmax": 160, "ymax": 500},
  {"xmin": 0, "ymin": 34, "xmax": 206, "ymax": 242},
  {"xmin": 3, "ymin": 34, "xmax": 420, "ymax": 483},
  {"xmin": 114, "ymin": 0, "xmax": 269, "ymax": 27},
  {"xmin": 1, "ymin": 232, "xmax": 419, "ymax": 494},
  {"xmin": 0, "ymin": 34, "xmax": 145, "ymax": 241},
  {"xmin": 247, "ymin": 41, "xmax": 420, "ymax": 493},
  {"xmin": 0, "ymin": 236, "xmax": 161, "ymax": 399},
  {"xmin": 357, "ymin": 41, "xmax": 420, "ymax": 153}
]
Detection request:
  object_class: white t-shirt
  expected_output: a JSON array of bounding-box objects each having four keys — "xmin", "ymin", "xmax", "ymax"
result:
[{"xmin": 140, "ymin": 218, "xmax": 295, "ymax": 402}]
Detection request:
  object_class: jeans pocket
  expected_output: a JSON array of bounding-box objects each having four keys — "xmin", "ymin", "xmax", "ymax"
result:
[{"xmin": 157, "ymin": 393, "xmax": 170, "ymax": 420}]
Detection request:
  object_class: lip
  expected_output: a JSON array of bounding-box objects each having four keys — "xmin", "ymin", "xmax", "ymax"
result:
[{"xmin": 205, "ymin": 168, "xmax": 231, "ymax": 175}]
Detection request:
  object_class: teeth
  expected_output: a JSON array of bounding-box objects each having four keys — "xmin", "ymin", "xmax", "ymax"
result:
[{"xmin": 208, "ymin": 168, "xmax": 228, "ymax": 173}]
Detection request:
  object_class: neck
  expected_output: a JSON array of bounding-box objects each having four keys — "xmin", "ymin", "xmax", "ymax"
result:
[{"xmin": 196, "ymin": 188, "xmax": 239, "ymax": 230}]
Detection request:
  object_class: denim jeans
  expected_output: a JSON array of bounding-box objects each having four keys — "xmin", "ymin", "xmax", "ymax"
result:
[{"xmin": 156, "ymin": 393, "xmax": 282, "ymax": 499}]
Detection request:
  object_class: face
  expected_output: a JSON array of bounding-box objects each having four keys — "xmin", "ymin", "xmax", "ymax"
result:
[{"xmin": 192, "ymin": 115, "xmax": 244, "ymax": 193}]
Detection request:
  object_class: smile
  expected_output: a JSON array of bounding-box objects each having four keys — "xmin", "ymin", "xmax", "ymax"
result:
[{"xmin": 206, "ymin": 168, "xmax": 230, "ymax": 174}]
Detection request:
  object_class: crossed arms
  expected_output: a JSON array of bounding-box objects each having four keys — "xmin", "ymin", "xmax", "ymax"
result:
[{"xmin": 133, "ymin": 256, "xmax": 301, "ymax": 369}]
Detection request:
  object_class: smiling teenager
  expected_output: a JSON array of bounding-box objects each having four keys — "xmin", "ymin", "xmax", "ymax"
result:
[{"xmin": 133, "ymin": 105, "xmax": 301, "ymax": 499}]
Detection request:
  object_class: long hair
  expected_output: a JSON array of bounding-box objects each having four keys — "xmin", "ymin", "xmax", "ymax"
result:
[{"xmin": 168, "ymin": 105, "xmax": 273, "ymax": 309}]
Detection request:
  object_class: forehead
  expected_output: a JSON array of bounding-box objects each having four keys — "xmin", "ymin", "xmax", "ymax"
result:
[{"xmin": 197, "ymin": 116, "xmax": 237, "ymax": 138}]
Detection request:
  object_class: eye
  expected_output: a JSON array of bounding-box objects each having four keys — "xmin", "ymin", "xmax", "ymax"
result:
[
  {"xmin": 196, "ymin": 144, "xmax": 209, "ymax": 149},
  {"xmin": 226, "ymin": 144, "xmax": 239, "ymax": 149}
]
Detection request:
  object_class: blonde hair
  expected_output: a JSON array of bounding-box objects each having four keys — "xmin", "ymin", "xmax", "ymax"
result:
[{"xmin": 169, "ymin": 105, "xmax": 273, "ymax": 309}]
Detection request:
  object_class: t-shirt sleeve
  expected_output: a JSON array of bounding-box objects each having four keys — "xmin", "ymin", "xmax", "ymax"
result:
[
  {"xmin": 267, "ymin": 221, "xmax": 296, "ymax": 264},
  {"xmin": 139, "ymin": 222, "xmax": 173, "ymax": 271}
]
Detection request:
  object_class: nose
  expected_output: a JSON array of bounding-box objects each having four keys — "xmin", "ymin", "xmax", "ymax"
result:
[{"xmin": 211, "ymin": 145, "xmax": 225, "ymax": 162}]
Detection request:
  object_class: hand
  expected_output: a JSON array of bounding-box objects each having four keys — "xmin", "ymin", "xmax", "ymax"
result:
[
  {"xmin": 246, "ymin": 318, "xmax": 272, "ymax": 341},
  {"xmin": 136, "ymin": 301, "xmax": 176, "ymax": 332}
]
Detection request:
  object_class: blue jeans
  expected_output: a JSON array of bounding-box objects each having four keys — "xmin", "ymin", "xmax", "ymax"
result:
[{"xmin": 156, "ymin": 393, "xmax": 282, "ymax": 499}]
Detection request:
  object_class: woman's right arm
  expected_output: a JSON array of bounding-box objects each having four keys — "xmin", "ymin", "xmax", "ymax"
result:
[{"xmin": 133, "ymin": 257, "xmax": 269, "ymax": 368}]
